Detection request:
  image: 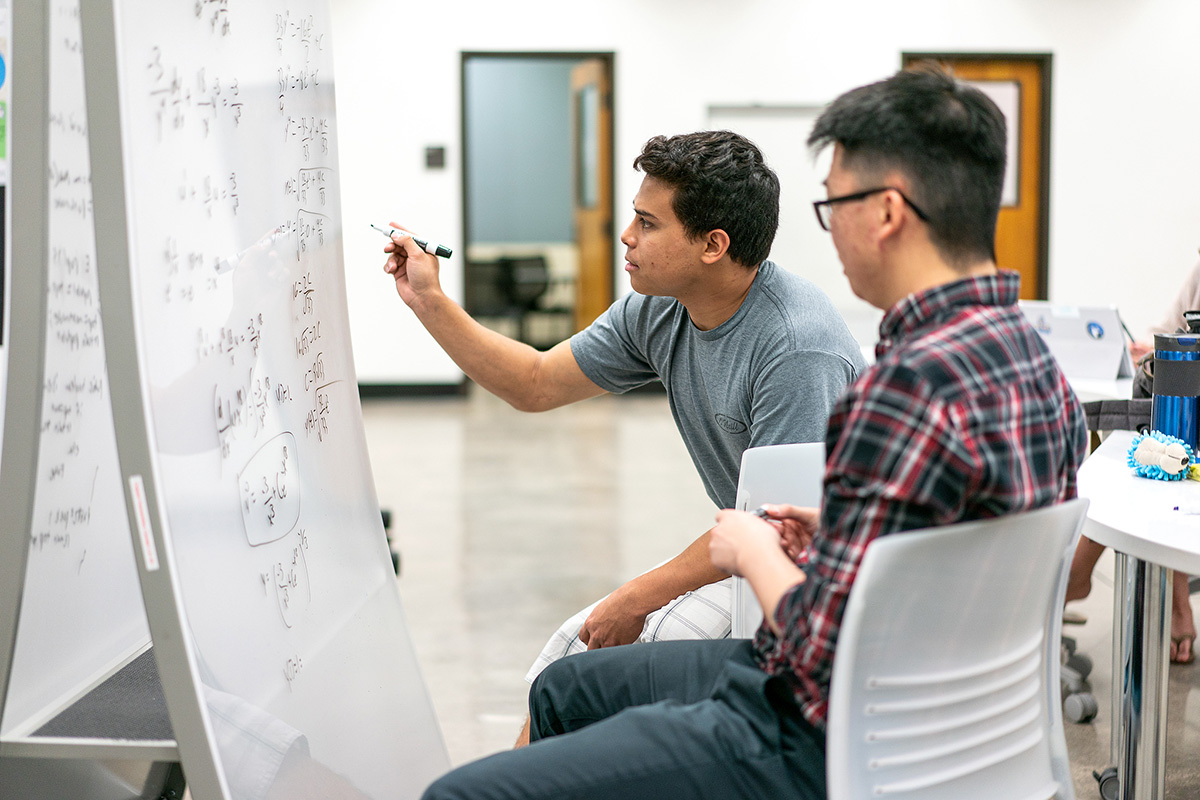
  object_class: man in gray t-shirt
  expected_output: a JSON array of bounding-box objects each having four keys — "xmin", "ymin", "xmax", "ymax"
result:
[
  {"xmin": 574, "ymin": 259, "xmax": 861, "ymax": 512},
  {"xmin": 383, "ymin": 130, "xmax": 864, "ymax": 747}
]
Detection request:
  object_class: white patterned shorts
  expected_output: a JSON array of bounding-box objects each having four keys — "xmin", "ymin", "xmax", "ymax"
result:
[{"xmin": 524, "ymin": 576, "xmax": 734, "ymax": 683}]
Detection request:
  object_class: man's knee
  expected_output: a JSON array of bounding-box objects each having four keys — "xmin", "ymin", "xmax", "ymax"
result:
[
  {"xmin": 420, "ymin": 769, "xmax": 466, "ymax": 800},
  {"xmin": 420, "ymin": 753, "xmax": 523, "ymax": 800},
  {"xmin": 528, "ymin": 656, "xmax": 573, "ymax": 741},
  {"xmin": 529, "ymin": 649, "xmax": 626, "ymax": 741}
]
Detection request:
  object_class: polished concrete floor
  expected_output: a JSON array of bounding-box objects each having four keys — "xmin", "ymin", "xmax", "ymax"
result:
[{"xmin": 362, "ymin": 387, "xmax": 1200, "ymax": 799}]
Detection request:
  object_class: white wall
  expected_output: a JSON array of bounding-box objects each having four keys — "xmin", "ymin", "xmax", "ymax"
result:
[{"xmin": 332, "ymin": 0, "xmax": 1200, "ymax": 385}]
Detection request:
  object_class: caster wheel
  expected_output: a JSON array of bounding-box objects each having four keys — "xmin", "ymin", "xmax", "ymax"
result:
[
  {"xmin": 1064, "ymin": 691, "xmax": 1098, "ymax": 723},
  {"xmin": 1093, "ymin": 766, "xmax": 1118, "ymax": 800}
]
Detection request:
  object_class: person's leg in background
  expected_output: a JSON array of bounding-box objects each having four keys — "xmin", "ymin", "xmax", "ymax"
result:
[
  {"xmin": 1066, "ymin": 535, "xmax": 1105, "ymax": 609},
  {"xmin": 1068, "ymin": 535, "xmax": 1196, "ymax": 664},
  {"xmin": 1172, "ymin": 570, "xmax": 1196, "ymax": 664}
]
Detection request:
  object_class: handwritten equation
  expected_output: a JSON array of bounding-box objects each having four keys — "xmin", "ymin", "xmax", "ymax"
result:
[
  {"xmin": 215, "ymin": 372, "xmax": 298, "ymax": 460},
  {"xmin": 194, "ymin": 0, "xmax": 231, "ymax": 36},
  {"xmin": 199, "ymin": 314, "xmax": 262, "ymax": 366},
  {"xmin": 178, "ymin": 170, "xmax": 240, "ymax": 218},
  {"xmin": 259, "ymin": 526, "xmax": 311, "ymax": 630},
  {"xmin": 275, "ymin": 11, "xmax": 324, "ymax": 59},
  {"xmin": 282, "ymin": 116, "xmax": 329, "ymax": 163},
  {"xmin": 239, "ymin": 432, "xmax": 301, "ymax": 546},
  {"xmin": 284, "ymin": 167, "xmax": 331, "ymax": 206},
  {"xmin": 274, "ymin": 210, "xmax": 329, "ymax": 262},
  {"xmin": 146, "ymin": 48, "xmax": 244, "ymax": 140}
]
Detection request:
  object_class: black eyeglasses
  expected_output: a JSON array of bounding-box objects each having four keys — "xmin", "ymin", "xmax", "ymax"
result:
[{"xmin": 812, "ymin": 187, "xmax": 930, "ymax": 231}]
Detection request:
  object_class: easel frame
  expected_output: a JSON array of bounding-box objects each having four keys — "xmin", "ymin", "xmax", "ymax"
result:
[{"xmin": 0, "ymin": 2, "xmax": 182, "ymax": 796}]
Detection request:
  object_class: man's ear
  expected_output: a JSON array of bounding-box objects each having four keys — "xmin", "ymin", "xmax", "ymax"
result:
[
  {"xmin": 700, "ymin": 229, "xmax": 731, "ymax": 263},
  {"xmin": 876, "ymin": 188, "xmax": 908, "ymax": 242}
]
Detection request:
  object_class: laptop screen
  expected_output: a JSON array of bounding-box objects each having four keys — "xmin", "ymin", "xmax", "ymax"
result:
[{"xmin": 1018, "ymin": 301, "xmax": 1134, "ymax": 381}]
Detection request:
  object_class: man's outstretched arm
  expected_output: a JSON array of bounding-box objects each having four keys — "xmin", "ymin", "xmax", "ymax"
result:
[{"xmin": 384, "ymin": 227, "xmax": 604, "ymax": 411}]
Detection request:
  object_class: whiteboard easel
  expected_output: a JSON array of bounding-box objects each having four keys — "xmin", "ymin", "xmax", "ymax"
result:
[
  {"xmin": 3, "ymin": 2, "xmax": 448, "ymax": 798},
  {"xmin": 0, "ymin": 2, "xmax": 179, "ymax": 795}
]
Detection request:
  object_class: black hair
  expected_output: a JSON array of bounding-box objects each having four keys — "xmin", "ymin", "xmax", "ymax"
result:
[
  {"xmin": 807, "ymin": 63, "xmax": 1007, "ymax": 268},
  {"xmin": 633, "ymin": 130, "xmax": 779, "ymax": 268}
]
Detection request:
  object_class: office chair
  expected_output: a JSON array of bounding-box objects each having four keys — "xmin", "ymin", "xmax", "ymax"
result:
[
  {"xmin": 730, "ymin": 442, "xmax": 825, "ymax": 638},
  {"xmin": 465, "ymin": 255, "xmax": 557, "ymax": 346},
  {"xmin": 498, "ymin": 255, "xmax": 550, "ymax": 313},
  {"xmin": 826, "ymin": 499, "xmax": 1088, "ymax": 800}
]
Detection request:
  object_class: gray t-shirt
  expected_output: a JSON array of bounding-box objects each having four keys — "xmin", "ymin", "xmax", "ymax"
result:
[{"xmin": 570, "ymin": 260, "xmax": 866, "ymax": 509}]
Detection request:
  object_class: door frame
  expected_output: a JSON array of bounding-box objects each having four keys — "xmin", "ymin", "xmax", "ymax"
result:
[
  {"xmin": 459, "ymin": 51, "xmax": 616, "ymax": 330},
  {"xmin": 902, "ymin": 52, "xmax": 1053, "ymax": 299}
]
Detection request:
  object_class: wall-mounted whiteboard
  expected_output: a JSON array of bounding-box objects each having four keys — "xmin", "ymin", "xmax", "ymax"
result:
[
  {"xmin": 82, "ymin": 1, "xmax": 448, "ymax": 797},
  {"xmin": 1, "ymin": 0, "xmax": 150, "ymax": 740}
]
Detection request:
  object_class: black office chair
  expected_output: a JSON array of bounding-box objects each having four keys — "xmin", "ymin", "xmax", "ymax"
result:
[
  {"xmin": 465, "ymin": 258, "xmax": 515, "ymax": 318},
  {"xmin": 466, "ymin": 255, "xmax": 553, "ymax": 345},
  {"xmin": 499, "ymin": 255, "xmax": 550, "ymax": 314}
]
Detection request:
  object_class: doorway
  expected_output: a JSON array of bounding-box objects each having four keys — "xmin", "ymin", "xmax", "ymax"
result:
[
  {"xmin": 903, "ymin": 53, "xmax": 1053, "ymax": 300},
  {"xmin": 461, "ymin": 52, "xmax": 615, "ymax": 349}
]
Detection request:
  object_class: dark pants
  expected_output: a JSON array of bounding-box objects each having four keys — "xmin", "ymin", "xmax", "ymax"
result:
[{"xmin": 421, "ymin": 639, "xmax": 827, "ymax": 800}]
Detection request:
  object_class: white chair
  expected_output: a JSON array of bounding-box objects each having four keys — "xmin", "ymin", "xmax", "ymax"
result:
[
  {"xmin": 730, "ymin": 442, "xmax": 825, "ymax": 638},
  {"xmin": 826, "ymin": 498, "xmax": 1088, "ymax": 800}
]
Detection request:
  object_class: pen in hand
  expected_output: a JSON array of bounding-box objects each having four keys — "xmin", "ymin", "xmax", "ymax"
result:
[{"xmin": 371, "ymin": 223, "xmax": 453, "ymax": 259}]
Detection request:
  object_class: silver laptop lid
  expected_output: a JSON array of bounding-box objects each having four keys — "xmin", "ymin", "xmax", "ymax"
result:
[{"xmin": 1018, "ymin": 300, "xmax": 1134, "ymax": 381}]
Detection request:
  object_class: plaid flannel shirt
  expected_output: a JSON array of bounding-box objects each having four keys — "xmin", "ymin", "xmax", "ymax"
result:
[{"xmin": 753, "ymin": 270, "xmax": 1089, "ymax": 730}]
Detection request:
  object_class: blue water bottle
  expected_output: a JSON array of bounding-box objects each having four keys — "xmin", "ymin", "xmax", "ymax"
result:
[{"xmin": 1151, "ymin": 332, "xmax": 1200, "ymax": 450}]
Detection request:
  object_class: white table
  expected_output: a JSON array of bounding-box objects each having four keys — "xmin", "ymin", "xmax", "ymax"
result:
[{"xmin": 1077, "ymin": 430, "xmax": 1200, "ymax": 799}]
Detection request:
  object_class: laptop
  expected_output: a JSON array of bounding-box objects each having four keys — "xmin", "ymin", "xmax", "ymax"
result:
[{"xmin": 1018, "ymin": 300, "xmax": 1135, "ymax": 381}]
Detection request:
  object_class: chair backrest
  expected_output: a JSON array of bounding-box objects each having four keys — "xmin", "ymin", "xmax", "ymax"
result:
[
  {"xmin": 499, "ymin": 255, "xmax": 549, "ymax": 309},
  {"xmin": 465, "ymin": 259, "xmax": 511, "ymax": 317},
  {"xmin": 826, "ymin": 498, "xmax": 1088, "ymax": 800},
  {"xmin": 465, "ymin": 255, "xmax": 550, "ymax": 316},
  {"xmin": 730, "ymin": 442, "xmax": 825, "ymax": 638}
]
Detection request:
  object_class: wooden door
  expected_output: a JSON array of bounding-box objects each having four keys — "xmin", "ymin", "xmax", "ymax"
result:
[
  {"xmin": 570, "ymin": 58, "xmax": 614, "ymax": 331},
  {"xmin": 903, "ymin": 54, "xmax": 1052, "ymax": 299}
]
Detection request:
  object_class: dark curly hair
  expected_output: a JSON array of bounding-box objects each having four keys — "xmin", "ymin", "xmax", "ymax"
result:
[{"xmin": 633, "ymin": 130, "xmax": 779, "ymax": 268}]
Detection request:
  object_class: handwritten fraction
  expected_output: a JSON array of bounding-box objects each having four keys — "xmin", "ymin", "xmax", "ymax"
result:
[
  {"xmin": 194, "ymin": 0, "xmax": 231, "ymax": 36},
  {"xmin": 282, "ymin": 116, "xmax": 330, "ymax": 162},
  {"xmin": 238, "ymin": 432, "xmax": 301, "ymax": 546},
  {"xmin": 146, "ymin": 48, "xmax": 244, "ymax": 140},
  {"xmin": 260, "ymin": 527, "xmax": 312, "ymax": 631}
]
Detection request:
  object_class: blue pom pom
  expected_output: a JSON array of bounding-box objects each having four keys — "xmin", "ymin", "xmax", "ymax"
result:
[{"xmin": 1127, "ymin": 431, "xmax": 1195, "ymax": 481}]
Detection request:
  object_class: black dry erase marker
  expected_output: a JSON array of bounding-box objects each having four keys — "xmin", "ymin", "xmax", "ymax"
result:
[
  {"xmin": 752, "ymin": 506, "xmax": 771, "ymax": 520},
  {"xmin": 371, "ymin": 224, "xmax": 453, "ymax": 258}
]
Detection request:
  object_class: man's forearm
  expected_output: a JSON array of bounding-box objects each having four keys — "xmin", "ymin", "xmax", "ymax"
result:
[
  {"xmin": 408, "ymin": 291, "xmax": 545, "ymax": 407},
  {"xmin": 622, "ymin": 530, "xmax": 731, "ymax": 615},
  {"xmin": 740, "ymin": 552, "xmax": 806, "ymax": 637},
  {"xmin": 409, "ymin": 291, "xmax": 599, "ymax": 412}
]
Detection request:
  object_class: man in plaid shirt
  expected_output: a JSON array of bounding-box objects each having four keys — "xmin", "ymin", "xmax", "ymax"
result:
[{"xmin": 421, "ymin": 65, "xmax": 1087, "ymax": 800}]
